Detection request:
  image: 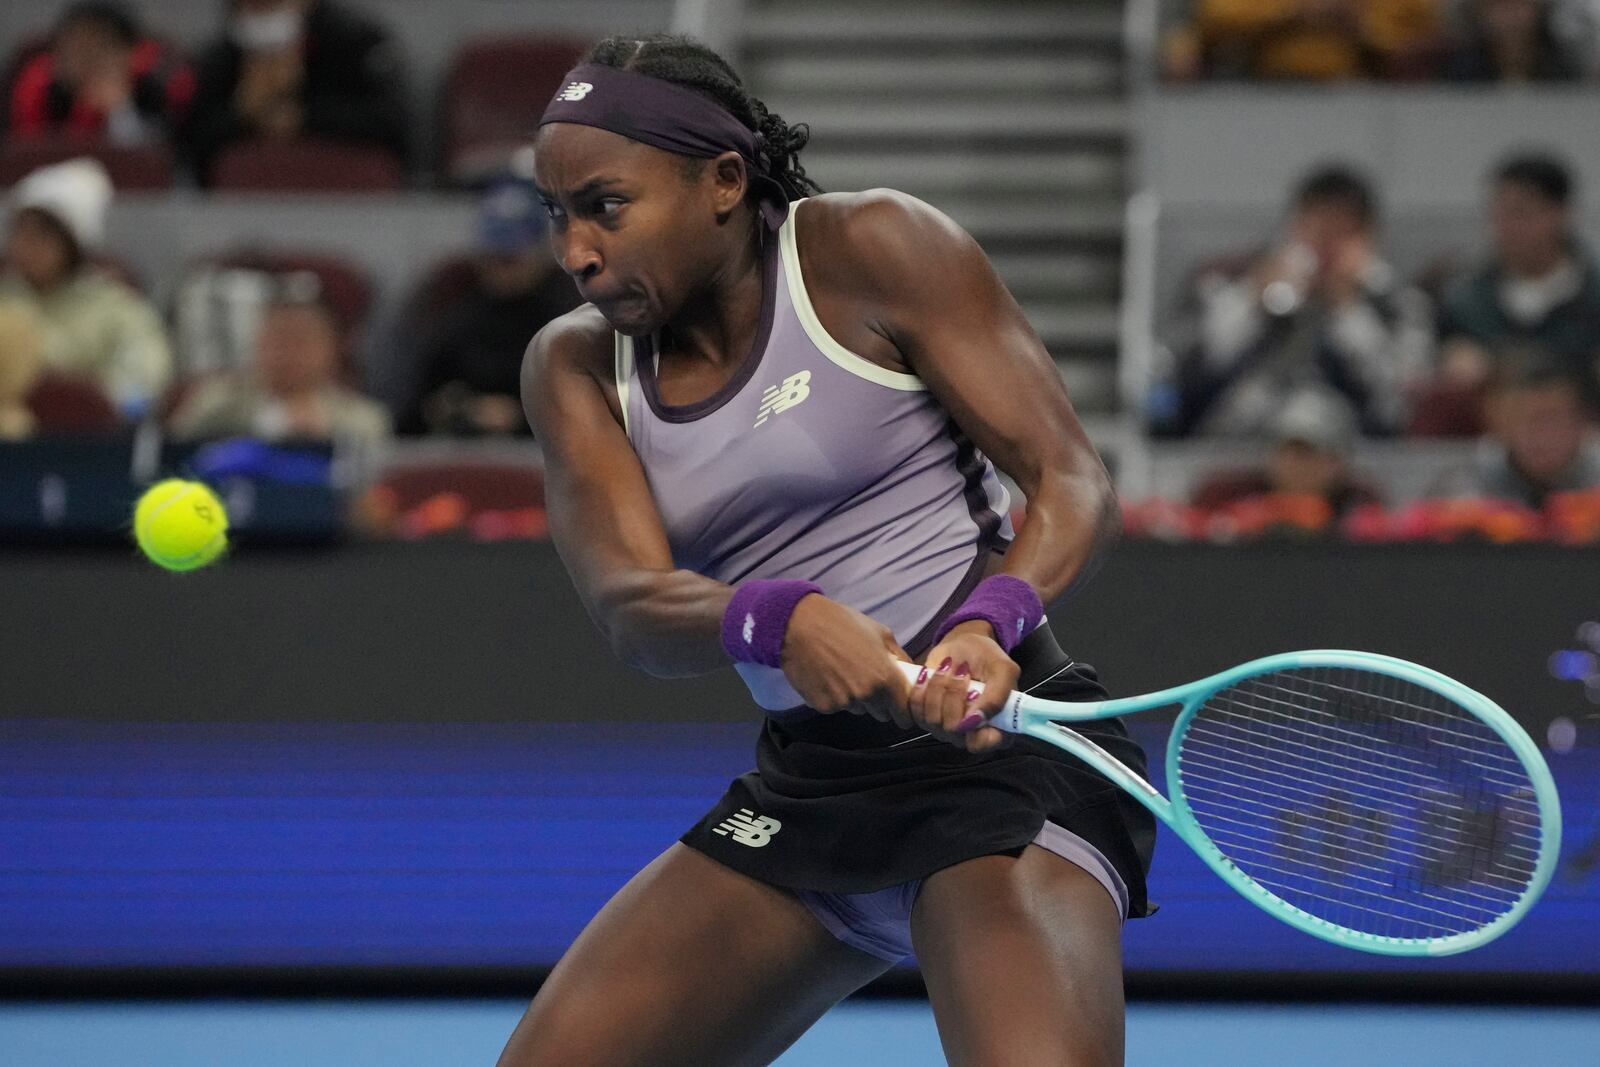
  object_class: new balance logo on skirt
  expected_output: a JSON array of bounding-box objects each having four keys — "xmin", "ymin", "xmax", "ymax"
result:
[
  {"xmin": 713, "ymin": 808, "xmax": 782, "ymax": 847},
  {"xmin": 754, "ymin": 370, "xmax": 811, "ymax": 427}
]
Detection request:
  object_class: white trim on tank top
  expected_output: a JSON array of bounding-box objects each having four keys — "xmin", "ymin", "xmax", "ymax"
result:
[
  {"xmin": 780, "ymin": 198, "xmax": 927, "ymax": 392},
  {"xmin": 614, "ymin": 333, "xmax": 634, "ymax": 438}
]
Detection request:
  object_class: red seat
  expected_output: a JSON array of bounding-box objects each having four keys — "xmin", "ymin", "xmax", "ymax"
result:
[
  {"xmin": 0, "ymin": 137, "xmax": 175, "ymax": 190},
  {"xmin": 26, "ymin": 372, "xmax": 120, "ymax": 433},
  {"xmin": 210, "ymin": 137, "xmax": 405, "ymax": 192},
  {"xmin": 209, "ymin": 249, "xmax": 372, "ymax": 343},
  {"xmin": 379, "ymin": 461, "xmax": 545, "ymax": 512},
  {"xmin": 441, "ymin": 37, "xmax": 588, "ymax": 184},
  {"xmin": 174, "ymin": 248, "xmax": 373, "ymax": 383},
  {"xmin": 366, "ymin": 460, "xmax": 548, "ymax": 541}
]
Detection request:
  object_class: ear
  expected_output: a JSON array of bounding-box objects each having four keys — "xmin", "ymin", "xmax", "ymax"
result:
[{"xmin": 708, "ymin": 151, "xmax": 750, "ymax": 219}]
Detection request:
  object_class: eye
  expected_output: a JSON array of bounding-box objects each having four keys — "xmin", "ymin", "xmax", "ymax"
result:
[
  {"xmin": 540, "ymin": 201, "xmax": 565, "ymax": 222},
  {"xmin": 596, "ymin": 197, "xmax": 627, "ymax": 217}
]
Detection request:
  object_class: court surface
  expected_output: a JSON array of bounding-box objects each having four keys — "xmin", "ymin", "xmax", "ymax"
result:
[{"xmin": 1, "ymin": 1000, "xmax": 1594, "ymax": 1066}]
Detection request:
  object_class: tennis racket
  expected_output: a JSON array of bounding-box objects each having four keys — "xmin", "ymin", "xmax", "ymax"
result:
[{"xmin": 897, "ymin": 651, "xmax": 1561, "ymax": 956}]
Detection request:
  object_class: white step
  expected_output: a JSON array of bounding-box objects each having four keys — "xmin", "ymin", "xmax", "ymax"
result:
[
  {"xmin": 801, "ymin": 150, "xmax": 1122, "ymax": 201},
  {"xmin": 1026, "ymin": 303, "xmax": 1122, "ymax": 349},
  {"xmin": 786, "ymin": 99, "xmax": 1128, "ymax": 141},
  {"xmin": 754, "ymin": 54, "xmax": 1123, "ymax": 97},
  {"xmin": 942, "ymin": 199, "xmax": 1124, "ymax": 244},
  {"xmin": 1056, "ymin": 357, "xmax": 1120, "ymax": 412},
  {"xmin": 745, "ymin": 7, "xmax": 1124, "ymax": 49},
  {"xmin": 991, "ymin": 251, "xmax": 1121, "ymax": 299}
]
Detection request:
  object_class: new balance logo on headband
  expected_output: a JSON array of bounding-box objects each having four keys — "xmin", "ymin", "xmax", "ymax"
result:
[
  {"xmin": 712, "ymin": 808, "xmax": 782, "ymax": 847},
  {"xmin": 754, "ymin": 371, "xmax": 811, "ymax": 427},
  {"xmin": 556, "ymin": 81, "xmax": 594, "ymax": 102}
]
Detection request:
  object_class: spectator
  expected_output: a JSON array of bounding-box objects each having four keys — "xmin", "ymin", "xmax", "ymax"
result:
[
  {"xmin": 1437, "ymin": 153, "xmax": 1600, "ymax": 410},
  {"xmin": 0, "ymin": 158, "xmax": 171, "ymax": 420},
  {"xmin": 397, "ymin": 174, "xmax": 581, "ymax": 436},
  {"xmin": 7, "ymin": 2, "xmax": 196, "ymax": 146},
  {"xmin": 169, "ymin": 289, "xmax": 390, "ymax": 447},
  {"xmin": 181, "ymin": 0, "xmax": 409, "ymax": 184},
  {"xmin": 1442, "ymin": 0, "xmax": 1586, "ymax": 82},
  {"xmin": 1192, "ymin": 388, "xmax": 1383, "ymax": 516},
  {"xmin": 1159, "ymin": 165, "xmax": 1431, "ymax": 437},
  {"xmin": 1163, "ymin": 0, "xmax": 1441, "ymax": 80},
  {"xmin": 0, "ymin": 299, "xmax": 45, "ymax": 441},
  {"xmin": 1433, "ymin": 358, "xmax": 1599, "ymax": 507}
]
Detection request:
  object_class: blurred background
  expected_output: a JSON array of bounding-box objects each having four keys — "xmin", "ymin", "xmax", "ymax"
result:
[{"xmin": 1, "ymin": 0, "xmax": 1597, "ymax": 1063}]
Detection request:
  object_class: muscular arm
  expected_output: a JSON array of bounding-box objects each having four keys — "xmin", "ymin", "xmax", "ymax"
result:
[
  {"xmin": 522, "ymin": 311, "xmax": 732, "ymax": 677},
  {"xmin": 809, "ymin": 191, "xmax": 1119, "ymax": 607}
]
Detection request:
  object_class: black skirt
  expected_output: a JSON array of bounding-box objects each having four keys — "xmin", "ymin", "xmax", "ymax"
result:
[{"xmin": 680, "ymin": 624, "xmax": 1158, "ymax": 918}]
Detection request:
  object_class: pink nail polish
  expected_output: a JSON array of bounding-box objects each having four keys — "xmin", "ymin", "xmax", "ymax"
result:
[
  {"xmin": 916, "ymin": 666, "xmax": 929, "ymax": 685},
  {"xmin": 954, "ymin": 662, "xmax": 970, "ymax": 678},
  {"xmin": 938, "ymin": 657, "xmax": 953, "ymax": 673},
  {"xmin": 957, "ymin": 713, "xmax": 985, "ymax": 731},
  {"xmin": 966, "ymin": 690, "xmax": 981, "ymax": 702}
]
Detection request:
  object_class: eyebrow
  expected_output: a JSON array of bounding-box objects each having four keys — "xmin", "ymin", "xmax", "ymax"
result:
[{"xmin": 536, "ymin": 177, "xmax": 626, "ymax": 202}]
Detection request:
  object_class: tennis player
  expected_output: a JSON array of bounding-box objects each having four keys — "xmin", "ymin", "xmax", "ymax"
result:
[{"xmin": 497, "ymin": 34, "xmax": 1156, "ymax": 1067}]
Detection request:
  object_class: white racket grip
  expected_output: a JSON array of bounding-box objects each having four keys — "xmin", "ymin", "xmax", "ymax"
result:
[{"xmin": 892, "ymin": 660, "xmax": 1027, "ymax": 733}]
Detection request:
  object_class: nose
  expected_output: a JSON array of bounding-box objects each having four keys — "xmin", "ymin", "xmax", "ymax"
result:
[{"xmin": 554, "ymin": 226, "xmax": 602, "ymax": 283}]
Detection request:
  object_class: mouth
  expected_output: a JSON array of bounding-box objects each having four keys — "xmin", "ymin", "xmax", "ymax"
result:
[{"xmin": 587, "ymin": 290, "xmax": 652, "ymax": 331}]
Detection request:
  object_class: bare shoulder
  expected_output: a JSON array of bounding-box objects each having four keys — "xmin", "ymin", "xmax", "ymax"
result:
[
  {"xmin": 795, "ymin": 189, "xmax": 977, "ymax": 294},
  {"xmin": 523, "ymin": 303, "xmax": 613, "ymax": 383},
  {"xmin": 522, "ymin": 303, "xmax": 628, "ymax": 431}
]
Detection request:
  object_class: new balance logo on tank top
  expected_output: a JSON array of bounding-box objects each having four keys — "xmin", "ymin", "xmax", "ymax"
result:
[{"xmin": 615, "ymin": 198, "xmax": 1014, "ymax": 712}]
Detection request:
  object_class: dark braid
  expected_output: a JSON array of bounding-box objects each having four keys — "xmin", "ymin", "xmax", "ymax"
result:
[{"xmin": 583, "ymin": 34, "xmax": 823, "ymax": 201}]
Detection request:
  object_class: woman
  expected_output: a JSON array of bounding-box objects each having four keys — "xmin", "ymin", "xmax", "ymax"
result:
[{"xmin": 499, "ymin": 35, "xmax": 1155, "ymax": 1067}]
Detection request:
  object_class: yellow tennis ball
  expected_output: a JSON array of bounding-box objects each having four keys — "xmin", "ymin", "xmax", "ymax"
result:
[{"xmin": 133, "ymin": 479, "xmax": 230, "ymax": 572}]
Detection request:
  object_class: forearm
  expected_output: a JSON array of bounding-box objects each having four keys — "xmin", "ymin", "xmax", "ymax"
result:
[
  {"xmin": 593, "ymin": 565, "xmax": 737, "ymax": 678},
  {"xmin": 996, "ymin": 468, "xmax": 1120, "ymax": 605}
]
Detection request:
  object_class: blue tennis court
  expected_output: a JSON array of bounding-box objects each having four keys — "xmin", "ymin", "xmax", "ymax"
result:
[{"xmin": 2, "ymin": 1000, "xmax": 1595, "ymax": 1066}]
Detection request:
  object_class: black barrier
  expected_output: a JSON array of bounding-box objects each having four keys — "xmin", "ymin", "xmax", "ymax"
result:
[{"xmin": 4, "ymin": 542, "xmax": 1596, "ymax": 731}]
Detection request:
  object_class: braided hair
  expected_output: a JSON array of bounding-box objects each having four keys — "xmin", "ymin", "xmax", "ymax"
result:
[{"xmin": 583, "ymin": 34, "xmax": 823, "ymax": 201}]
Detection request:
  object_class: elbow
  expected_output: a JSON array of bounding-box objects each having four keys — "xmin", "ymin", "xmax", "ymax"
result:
[{"xmin": 600, "ymin": 606, "xmax": 690, "ymax": 680}]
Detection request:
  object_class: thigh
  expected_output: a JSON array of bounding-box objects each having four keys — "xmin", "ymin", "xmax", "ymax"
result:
[
  {"xmin": 496, "ymin": 843, "xmax": 892, "ymax": 1067},
  {"xmin": 909, "ymin": 844, "xmax": 1126, "ymax": 1067}
]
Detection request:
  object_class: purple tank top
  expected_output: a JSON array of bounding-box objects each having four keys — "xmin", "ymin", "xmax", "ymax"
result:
[{"xmin": 616, "ymin": 198, "xmax": 1014, "ymax": 711}]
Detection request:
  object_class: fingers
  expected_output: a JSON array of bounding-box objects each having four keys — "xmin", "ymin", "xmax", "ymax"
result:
[{"xmin": 905, "ymin": 640, "xmax": 1020, "ymax": 749}]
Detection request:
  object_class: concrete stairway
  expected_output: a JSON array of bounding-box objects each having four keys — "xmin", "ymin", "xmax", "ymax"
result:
[{"xmin": 741, "ymin": 1, "xmax": 1128, "ymax": 411}]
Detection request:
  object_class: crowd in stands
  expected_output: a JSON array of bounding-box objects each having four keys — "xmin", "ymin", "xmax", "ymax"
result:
[
  {"xmin": 1, "ymin": 1, "xmax": 1597, "ymax": 543},
  {"xmin": 1164, "ymin": 0, "xmax": 1600, "ymax": 82},
  {"xmin": 1148, "ymin": 148, "xmax": 1600, "ymax": 529},
  {"xmin": 0, "ymin": 152, "xmax": 561, "ymax": 455}
]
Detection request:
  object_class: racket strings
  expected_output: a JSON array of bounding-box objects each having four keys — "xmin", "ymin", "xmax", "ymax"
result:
[{"xmin": 1174, "ymin": 667, "xmax": 1543, "ymax": 943}]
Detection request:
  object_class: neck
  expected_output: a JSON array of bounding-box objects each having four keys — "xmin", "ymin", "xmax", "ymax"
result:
[{"xmin": 660, "ymin": 220, "xmax": 765, "ymax": 367}]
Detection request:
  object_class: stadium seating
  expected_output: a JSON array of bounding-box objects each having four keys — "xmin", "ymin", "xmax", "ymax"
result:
[
  {"xmin": 0, "ymin": 138, "xmax": 175, "ymax": 191},
  {"xmin": 211, "ymin": 138, "xmax": 406, "ymax": 193},
  {"xmin": 439, "ymin": 36, "xmax": 587, "ymax": 185},
  {"xmin": 26, "ymin": 372, "xmax": 120, "ymax": 434}
]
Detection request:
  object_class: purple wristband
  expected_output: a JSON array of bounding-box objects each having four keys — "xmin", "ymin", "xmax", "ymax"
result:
[
  {"xmin": 932, "ymin": 574, "xmax": 1044, "ymax": 653},
  {"xmin": 721, "ymin": 579, "xmax": 824, "ymax": 668}
]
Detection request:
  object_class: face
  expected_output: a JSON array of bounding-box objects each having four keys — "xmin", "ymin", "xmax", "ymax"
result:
[
  {"xmin": 1500, "ymin": 382, "xmax": 1586, "ymax": 481},
  {"xmin": 4, "ymin": 209, "xmax": 75, "ymax": 290},
  {"xmin": 54, "ymin": 20, "xmax": 131, "ymax": 85},
  {"xmin": 533, "ymin": 123, "xmax": 749, "ymax": 336},
  {"xmin": 1289, "ymin": 200, "xmax": 1368, "ymax": 266},
  {"xmin": 1269, "ymin": 440, "xmax": 1347, "ymax": 497},
  {"xmin": 254, "ymin": 303, "xmax": 339, "ymax": 394},
  {"xmin": 1491, "ymin": 180, "xmax": 1567, "ymax": 274}
]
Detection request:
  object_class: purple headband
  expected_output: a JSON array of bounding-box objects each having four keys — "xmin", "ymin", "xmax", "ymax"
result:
[{"xmin": 538, "ymin": 63, "xmax": 790, "ymax": 230}]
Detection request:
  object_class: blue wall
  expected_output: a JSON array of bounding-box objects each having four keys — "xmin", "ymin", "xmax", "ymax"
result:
[{"xmin": 3, "ymin": 718, "xmax": 1594, "ymax": 976}]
